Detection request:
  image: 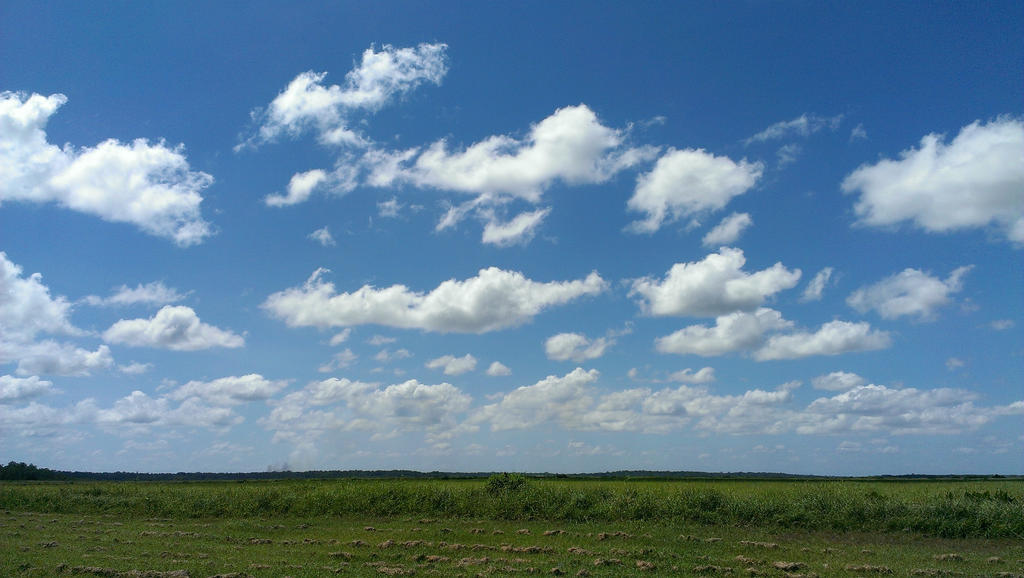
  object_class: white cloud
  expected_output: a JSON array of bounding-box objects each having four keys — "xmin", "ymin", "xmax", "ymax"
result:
[
  {"xmin": 801, "ymin": 267, "xmax": 835, "ymax": 302},
  {"xmin": 426, "ymin": 354, "xmax": 477, "ymax": 376},
  {"xmin": 308, "ymin": 225, "xmax": 336, "ymax": 247},
  {"xmin": 103, "ymin": 305, "xmax": 244, "ymax": 351},
  {"xmin": 0, "ymin": 375, "xmax": 55, "ymax": 403},
  {"xmin": 367, "ymin": 335, "xmax": 396, "ymax": 346},
  {"xmin": 329, "ymin": 328, "xmax": 352, "ymax": 345},
  {"xmin": 0, "ymin": 253, "xmax": 112, "ymax": 376},
  {"xmin": 776, "ymin": 143, "xmax": 802, "ymax": 167},
  {"xmin": 265, "ymin": 376, "xmax": 471, "ymax": 441},
  {"xmin": 702, "ymin": 212, "xmax": 753, "ymax": 247},
  {"xmin": 626, "ymin": 148, "xmax": 763, "ymax": 233},
  {"xmin": 811, "ymin": 371, "xmax": 867, "ymax": 391},
  {"xmin": 367, "ymin": 104, "xmax": 654, "ymax": 203},
  {"xmin": 668, "ymin": 367, "xmax": 716, "ymax": 384},
  {"xmin": 0, "ymin": 91, "xmax": 214, "ymax": 246},
  {"xmin": 94, "ymin": 390, "xmax": 241, "ymax": 430},
  {"xmin": 84, "ymin": 281, "xmax": 186, "ymax": 308},
  {"xmin": 545, "ymin": 332, "xmax": 613, "ymax": 362},
  {"xmin": 118, "ymin": 362, "xmax": 152, "ymax": 375},
  {"xmin": 486, "ymin": 361, "xmax": 511, "ymax": 376},
  {"xmin": 167, "ymin": 374, "xmax": 289, "ymax": 405},
  {"xmin": 319, "ymin": 348, "xmax": 358, "ymax": 372},
  {"xmin": 243, "ymin": 43, "xmax": 448, "ymax": 148},
  {"xmin": 847, "ymin": 266, "xmax": 971, "ymax": 321},
  {"xmin": 481, "ymin": 208, "xmax": 551, "ymax": 247},
  {"xmin": 474, "ymin": 367, "xmax": 599, "ymax": 431},
  {"xmin": 378, "ymin": 197, "xmax": 403, "ymax": 218},
  {"xmin": 744, "ymin": 113, "xmax": 843, "ymax": 144},
  {"xmin": 630, "ymin": 248, "xmax": 801, "ymax": 317},
  {"xmin": 0, "ymin": 252, "xmax": 81, "ymax": 344},
  {"xmin": 266, "ymin": 169, "xmax": 328, "ymax": 207},
  {"xmin": 946, "ymin": 357, "xmax": 965, "ymax": 371},
  {"xmin": 263, "ymin": 266, "xmax": 607, "ymax": 334},
  {"xmin": 989, "ymin": 319, "xmax": 1015, "ymax": 331},
  {"xmin": 755, "ymin": 320, "xmax": 891, "ymax": 360},
  {"xmin": 374, "ymin": 348, "xmax": 412, "ymax": 362},
  {"xmin": 842, "ymin": 117, "xmax": 1024, "ymax": 244},
  {"xmin": 798, "ymin": 384, "xmax": 1021, "ymax": 435},
  {"xmin": 655, "ymin": 308, "xmax": 792, "ymax": 356},
  {"xmin": 850, "ymin": 123, "xmax": 868, "ymax": 141},
  {"xmin": 13, "ymin": 341, "xmax": 113, "ymax": 377}
]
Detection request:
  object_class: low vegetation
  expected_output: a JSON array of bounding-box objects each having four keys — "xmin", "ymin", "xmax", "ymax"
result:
[{"xmin": 1, "ymin": 475, "xmax": 1021, "ymax": 576}]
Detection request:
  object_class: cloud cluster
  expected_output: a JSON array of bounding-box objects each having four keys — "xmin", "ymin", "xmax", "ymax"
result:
[
  {"xmin": 263, "ymin": 266, "xmax": 607, "ymax": 333},
  {"xmin": 843, "ymin": 117, "xmax": 1024, "ymax": 244},
  {"xmin": 265, "ymin": 376, "xmax": 472, "ymax": 444},
  {"xmin": 0, "ymin": 92, "xmax": 213, "ymax": 246}
]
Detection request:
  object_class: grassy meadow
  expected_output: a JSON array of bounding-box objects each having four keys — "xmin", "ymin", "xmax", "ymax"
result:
[{"xmin": 2, "ymin": 476, "xmax": 1022, "ymax": 576}]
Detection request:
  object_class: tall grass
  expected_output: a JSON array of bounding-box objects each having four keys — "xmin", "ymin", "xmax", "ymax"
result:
[{"xmin": 1, "ymin": 478, "xmax": 1020, "ymax": 538}]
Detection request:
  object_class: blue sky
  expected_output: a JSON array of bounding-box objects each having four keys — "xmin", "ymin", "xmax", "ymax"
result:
[{"xmin": 1, "ymin": 1, "xmax": 1022, "ymax": 475}]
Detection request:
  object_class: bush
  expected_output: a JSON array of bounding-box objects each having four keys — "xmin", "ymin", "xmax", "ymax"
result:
[{"xmin": 485, "ymin": 473, "xmax": 530, "ymax": 496}]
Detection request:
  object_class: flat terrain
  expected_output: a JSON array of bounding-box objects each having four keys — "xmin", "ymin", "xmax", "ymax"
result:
[{"xmin": 1, "ymin": 478, "xmax": 1021, "ymax": 576}]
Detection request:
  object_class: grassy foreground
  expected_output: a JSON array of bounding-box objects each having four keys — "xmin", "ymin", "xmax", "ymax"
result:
[{"xmin": 1, "ymin": 477, "xmax": 1022, "ymax": 576}]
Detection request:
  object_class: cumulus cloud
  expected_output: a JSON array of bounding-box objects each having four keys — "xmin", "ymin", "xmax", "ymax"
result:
[
  {"xmin": 754, "ymin": 320, "xmax": 891, "ymax": 360},
  {"xmin": 626, "ymin": 148, "xmax": 763, "ymax": 233},
  {"xmin": 811, "ymin": 371, "xmax": 867, "ymax": 391},
  {"xmin": 486, "ymin": 361, "xmax": 511, "ymax": 376},
  {"xmin": 630, "ymin": 248, "xmax": 801, "ymax": 317},
  {"xmin": 545, "ymin": 332, "xmax": 613, "ymax": 362},
  {"xmin": 0, "ymin": 252, "xmax": 113, "ymax": 376},
  {"xmin": 797, "ymin": 384, "xmax": 1023, "ymax": 435},
  {"xmin": 329, "ymin": 328, "xmax": 352, "ymax": 345},
  {"xmin": 12, "ymin": 341, "xmax": 113, "ymax": 377},
  {"xmin": 989, "ymin": 319, "xmax": 1015, "ymax": 331},
  {"xmin": 481, "ymin": 208, "xmax": 551, "ymax": 247},
  {"xmin": 367, "ymin": 104, "xmax": 654, "ymax": 203},
  {"xmin": 375, "ymin": 348, "xmax": 412, "ymax": 362},
  {"xmin": 318, "ymin": 348, "xmax": 358, "ymax": 372},
  {"xmin": 474, "ymin": 367, "xmax": 600, "ymax": 431},
  {"xmin": 0, "ymin": 92, "xmax": 214, "ymax": 246},
  {"xmin": 378, "ymin": 197, "xmax": 403, "ymax": 218},
  {"xmin": 426, "ymin": 354, "xmax": 477, "ymax": 376},
  {"xmin": 242, "ymin": 43, "xmax": 448, "ymax": 148},
  {"xmin": 83, "ymin": 281, "xmax": 186, "ymax": 308},
  {"xmin": 0, "ymin": 375, "xmax": 55, "ymax": 403},
  {"xmin": 744, "ymin": 113, "xmax": 844, "ymax": 144},
  {"xmin": 308, "ymin": 225, "xmax": 336, "ymax": 247},
  {"xmin": 847, "ymin": 266, "xmax": 972, "ymax": 321},
  {"xmin": 668, "ymin": 367, "xmax": 716, "ymax": 384},
  {"xmin": 93, "ymin": 390, "xmax": 241, "ymax": 430},
  {"xmin": 263, "ymin": 266, "xmax": 607, "ymax": 334},
  {"xmin": 265, "ymin": 376, "xmax": 472, "ymax": 442},
  {"xmin": 266, "ymin": 169, "xmax": 329, "ymax": 207},
  {"xmin": 0, "ymin": 252, "xmax": 81, "ymax": 344},
  {"xmin": 801, "ymin": 267, "xmax": 835, "ymax": 302},
  {"xmin": 842, "ymin": 117, "xmax": 1024, "ymax": 244},
  {"xmin": 166, "ymin": 374, "xmax": 289, "ymax": 405},
  {"xmin": 702, "ymin": 212, "xmax": 753, "ymax": 247},
  {"xmin": 655, "ymin": 308, "xmax": 792, "ymax": 356},
  {"xmin": 103, "ymin": 305, "xmax": 244, "ymax": 351}
]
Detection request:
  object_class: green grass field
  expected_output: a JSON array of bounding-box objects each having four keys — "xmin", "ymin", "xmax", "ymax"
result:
[{"xmin": 2, "ymin": 477, "xmax": 1022, "ymax": 576}]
